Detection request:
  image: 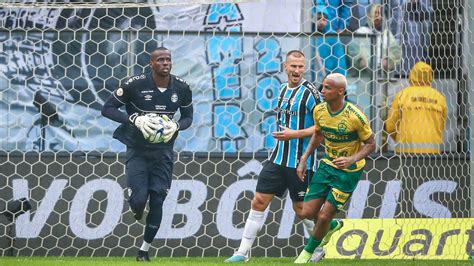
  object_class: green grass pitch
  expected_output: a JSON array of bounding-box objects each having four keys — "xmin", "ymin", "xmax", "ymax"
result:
[{"xmin": 1, "ymin": 257, "xmax": 473, "ymax": 266}]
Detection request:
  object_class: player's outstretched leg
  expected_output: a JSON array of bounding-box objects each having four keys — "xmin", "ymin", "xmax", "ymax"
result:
[{"xmin": 320, "ymin": 219, "xmax": 343, "ymax": 247}]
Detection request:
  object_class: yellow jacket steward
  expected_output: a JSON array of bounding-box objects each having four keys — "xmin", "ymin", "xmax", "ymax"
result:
[{"xmin": 385, "ymin": 61, "xmax": 447, "ymax": 154}]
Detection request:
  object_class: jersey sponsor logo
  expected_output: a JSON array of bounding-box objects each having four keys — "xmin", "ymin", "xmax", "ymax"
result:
[
  {"xmin": 141, "ymin": 90, "xmax": 154, "ymax": 93},
  {"xmin": 304, "ymin": 81, "xmax": 319, "ymax": 95},
  {"xmin": 342, "ymin": 109, "xmax": 351, "ymax": 118},
  {"xmin": 347, "ymin": 104, "xmax": 366, "ymax": 125},
  {"xmin": 171, "ymin": 93, "xmax": 178, "ymax": 103},
  {"xmin": 328, "ymin": 148, "xmax": 348, "ymax": 158},
  {"xmin": 331, "ymin": 187, "xmax": 349, "ymax": 204},
  {"xmin": 116, "ymin": 88, "xmax": 123, "ymax": 96},
  {"xmin": 155, "ymin": 105, "xmax": 166, "ymax": 110},
  {"xmin": 144, "ymin": 94, "xmax": 152, "ymax": 101},
  {"xmin": 322, "ymin": 131, "xmax": 355, "ymax": 142},
  {"xmin": 175, "ymin": 76, "xmax": 189, "ymax": 85},
  {"xmin": 276, "ymin": 107, "xmax": 296, "ymax": 116},
  {"xmin": 124, "ymin": 74, "xmax": 145, "ymax": 85},
  {"xmin": 321, "ymin": 126, "xmax": 358, "ymax": 143}
]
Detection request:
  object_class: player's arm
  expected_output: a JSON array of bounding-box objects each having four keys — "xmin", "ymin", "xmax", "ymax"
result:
[
  {"xmin": 272, "ymin": 125, "xmax": 315, "ymax": 141},
  {"xmin": 101, "ymin": 94, "xmax": 128, "ymax": 124},
  {"xmin": 332, "ymin": 134, "xmax": 376, "ymax": 169},
  {"xmin": 296, "ymin": 128, "xmax": 324, "ymax": 181},
  {"xmin": 176, "ymin": 103, "xmax": 193, "ymax": 131},
  {"xmin": 101, "ymin": 90, "xmax": 160, "ymax": 139},
  {"xmin": 176, "ymin": 79, "xmax": 193, "ymax": 131}
]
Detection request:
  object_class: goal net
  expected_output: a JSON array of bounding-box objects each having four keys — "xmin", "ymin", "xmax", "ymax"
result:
[{"xmin": 0, "ymin": 0, "xmax": 472, "ymax": 260}]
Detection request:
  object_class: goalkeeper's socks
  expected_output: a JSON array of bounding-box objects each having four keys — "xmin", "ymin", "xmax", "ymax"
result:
[
  {"xmin": 304, "ymin": 236, "xmax": 322, "ymax": 253},
  {"xmin": 236, "ymin": 209, "xmax": 266, "ymax": 255},
  {"xmin": 140, "ymin": 241, "xmax": 151, "ymax": 252},
  {"xmin": 144, "ymin": 223, "xmax": 160, "ymax": 243}
]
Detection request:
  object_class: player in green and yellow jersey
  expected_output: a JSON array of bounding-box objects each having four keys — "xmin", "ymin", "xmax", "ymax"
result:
[{"xmin": 294, "ymin": 73, "xmax": 376, "ymax": 263}]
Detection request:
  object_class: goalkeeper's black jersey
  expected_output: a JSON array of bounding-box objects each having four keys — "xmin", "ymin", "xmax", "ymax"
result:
[{"xmin": 105, "ymin": 72, "xmax": 192, "ymax": 148}]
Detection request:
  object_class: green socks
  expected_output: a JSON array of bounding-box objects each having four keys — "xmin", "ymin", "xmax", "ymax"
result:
[
  {"xmin": 303, "ymin": 219, "xmax": 338, "ymax": 253},
  {"xmin": 304, "ymin": 236, "xmax": 321, "ymax": 253},
  {"xmin": 329, "ymin": 219, "xmax": 338, "ymax": 230}
]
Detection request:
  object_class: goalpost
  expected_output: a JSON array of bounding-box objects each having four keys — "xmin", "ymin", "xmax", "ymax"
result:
[{"xmin": 0, "ymin": 0, "xmax": 471, "ymax": 260}]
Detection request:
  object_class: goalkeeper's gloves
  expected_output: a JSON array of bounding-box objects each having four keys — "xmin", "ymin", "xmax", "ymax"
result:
[
  {"xmin": 161, "ymin": 116, "xmax": 179, "ymax": 143},
  {"xmin": 129, "ymin": 113, "xmax": 157, "ymax": 139}
]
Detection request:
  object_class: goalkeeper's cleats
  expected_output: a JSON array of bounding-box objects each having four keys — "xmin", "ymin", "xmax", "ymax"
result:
[
  {"xmin": 224, "ymin": 254, "xmax": 249, "ymax": 263},
  {"xmin": 310, "ymin": 247, "xmax": 326, "ymax": 263},
  {"xmin": 294, "ymin": 250, "xmax": 312, "ymax": 264},
  {"xmin": 136, "ymin": 250, "xmax": 150, "ymax": 262},
  {"xmin": 320, "ymin": 219, "xmax": 344, "ymax": 247}
]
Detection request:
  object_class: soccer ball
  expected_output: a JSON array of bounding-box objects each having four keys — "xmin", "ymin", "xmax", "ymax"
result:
[{"xmin": 145, "ymin": 114, "xmax": 165, "ymax": 143}]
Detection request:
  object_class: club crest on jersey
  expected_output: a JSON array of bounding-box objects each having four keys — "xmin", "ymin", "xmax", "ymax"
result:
[
  {"xmin": 338, "ymin": 121, "xmax": 347, "ymax": 133},
  {"xmin": 171, "ymin": 93, "xmax": 178, "ymax": 103},
  {"xmin": 116, "ymin": 88, "xmax": 123, "ymax": 96},
  {"xmin": 289, "ymin": 97, "xmax": 296, "ymax": 106},
  {"xmin": 144, "ymin": 94, "xmax": 152, "ymax": 101}
]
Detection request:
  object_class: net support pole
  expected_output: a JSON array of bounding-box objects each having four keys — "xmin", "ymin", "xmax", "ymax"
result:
[{"xmin": 467, "ymin": 0, "xmax": 474, "ymax": 217}]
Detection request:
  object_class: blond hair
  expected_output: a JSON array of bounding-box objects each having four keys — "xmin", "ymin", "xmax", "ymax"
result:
[{"xmin": 325, "ymin": 73, "xmax": 347, "ymax": 89}]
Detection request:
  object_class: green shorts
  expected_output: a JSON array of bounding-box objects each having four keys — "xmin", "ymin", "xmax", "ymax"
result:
[{"xmin": 304, "ymin": 161, "xmax": 363, "ymax": 211}]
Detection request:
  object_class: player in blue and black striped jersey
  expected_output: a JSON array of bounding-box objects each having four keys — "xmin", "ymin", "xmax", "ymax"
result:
[
  {"xmin": 226, "ymin": 50, "xmax": 321, "ymax": 263},
  {"xmin": 101, "ymin": 47, "xmax": 193, "ymax": 262}
]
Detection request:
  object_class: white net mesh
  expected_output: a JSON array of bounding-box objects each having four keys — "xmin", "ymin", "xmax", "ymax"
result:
[{"xmin": 0, "ymin": 0, "xmax": 472, "ymax": 260}]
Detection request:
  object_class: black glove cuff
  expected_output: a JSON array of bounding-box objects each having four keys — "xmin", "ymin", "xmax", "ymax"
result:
[{"xmin": 129, "ymin": 113, "xmax": 138, "ymax": 124}]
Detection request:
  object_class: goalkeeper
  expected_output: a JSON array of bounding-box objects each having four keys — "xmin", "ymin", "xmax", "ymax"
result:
[{"xmin": 101, "ymin": 47, "xmax": 193, "ymax": 262}]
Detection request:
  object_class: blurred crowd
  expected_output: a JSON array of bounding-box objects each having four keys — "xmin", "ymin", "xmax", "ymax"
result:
[{"xmin": 313, "ymin": 0, "xmax": 433, "ymax": 80}]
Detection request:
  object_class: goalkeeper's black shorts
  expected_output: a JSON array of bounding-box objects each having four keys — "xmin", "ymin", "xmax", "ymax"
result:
[{"xmin": 126, "ymin": 146, "xmax": 174, "ymax": 201}]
